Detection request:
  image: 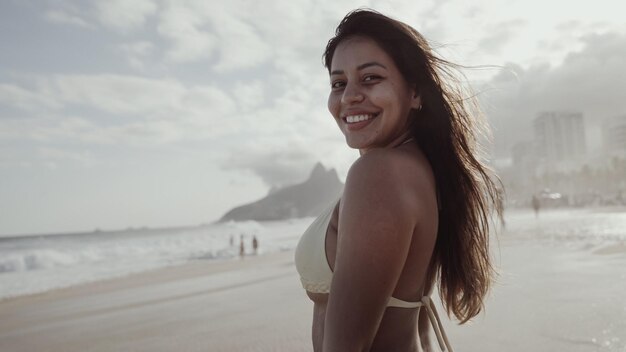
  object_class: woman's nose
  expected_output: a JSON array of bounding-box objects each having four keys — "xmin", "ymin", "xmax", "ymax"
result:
[{"xmin": 341, "ymin": 82, "xmax": 365, "ymax": 105}]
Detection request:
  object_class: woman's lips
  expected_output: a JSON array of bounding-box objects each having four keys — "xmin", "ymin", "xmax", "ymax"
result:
[{"xmin": 343, "ymin": 113, "xmax": 378, "ymax": 131}]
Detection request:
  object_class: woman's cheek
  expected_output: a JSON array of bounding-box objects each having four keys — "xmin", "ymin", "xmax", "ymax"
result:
[{"xmin": 328, "ymin": 95, "xmax": 340, "ymax": 119}]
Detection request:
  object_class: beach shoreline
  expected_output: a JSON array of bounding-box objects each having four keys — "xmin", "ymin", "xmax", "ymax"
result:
[
  {"xmin": 1, "ymin": 213, "xmax": 626, "ymax": 351},
  {"xmin": 0, "ymin": 249, "xmax": 314, "ymax": 352}
]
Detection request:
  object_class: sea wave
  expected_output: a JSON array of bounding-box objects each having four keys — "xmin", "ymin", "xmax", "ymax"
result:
[
  {"xmin": 0, "ymin": 218, "xmax": 311, "ymax": 299},
  {"xmin": 0, "ymin": 249, "xmax": 83, "ymax": 272}
]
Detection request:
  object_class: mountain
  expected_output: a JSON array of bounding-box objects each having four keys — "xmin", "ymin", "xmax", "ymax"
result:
[{"xmin": 219, "ymin": 163, "xmax": 344, "ymax": 222}]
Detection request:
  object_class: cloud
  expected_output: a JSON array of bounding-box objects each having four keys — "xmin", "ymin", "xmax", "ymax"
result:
[
  {"xmin": 481, "ymin": 31, "xmax": 626, "ymax": 156},
  {"xmin": 184, "ymin": 85, "xmax": 236, "ymax": 113},
  {"xmin": 1, "ymin": 115, "xmax": 109, "ymax": 144},
  {"xmin": 477, "ymin": 19, "xmax": 527, "ymax": 55},
  {"xmin": 223, "ymin": 143, "xmax": 320, "ymax": 188},
  {"xmin": 232, "ymin": 81, "xmax": 266, "ymax": 112},
  {"xmin": 44, "ymin": 9, "xmax": 93, "ymax": 28},
  {"xmin": 118, "ymin": 41, "xmax": 155, "ymax": 70},
  {"xmin": 157, "ymin": 2, "xmax": 216, "ymax": 63},
  {"xmin": 0, "ymin": 74, "xmax": 240, "ymax": 146},
  {"xmin": 210, "ymin": 15, "xmax": 272, "ymax": 72},
  {"xmin": 38, "ymin": 147, "xmax": 97, "ymax": 166},
  {"xmin": 94, "ymin": 0, "xmax": 157, "ymax": 32},
  {"xmin": 216, "ymin": 98, "xmax": 350, "ymax": 189},
  {"xmin": 0, "ymin": 84, "xmax": 63, "ymax": 111},
  {"xmin": 555, "ymin": 20, "xmax": 584, "ymax": 33},
  {"xmin": 25, "ymin": 74, "xmax": 235, "ymax": 120},
  {"xmin": 155, "ymin": 0, "xmax": 317, "ymax": 70},
  {"xmin": 44, "ymin": 74, "xmax": 186, "ymax": 116},
  {"xmin": 43, "ymin": 0, "xmax": 156, "ymax": 33},
  {"xmin": 1, "ymin": 70, "xmax": 325, "ymax": 150},
  {"xmin": 0, "ymin": 113, "xmax": 207, "ymax": 147}
]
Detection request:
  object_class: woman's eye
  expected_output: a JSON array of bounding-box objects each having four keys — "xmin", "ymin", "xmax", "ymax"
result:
[
  {"xmin": 363, "ymin": 75, "xmax": 381, "ymax": 82},
  {"xmin": 331, "ymin": 81, "xmax": 346, "ymax": 89}
]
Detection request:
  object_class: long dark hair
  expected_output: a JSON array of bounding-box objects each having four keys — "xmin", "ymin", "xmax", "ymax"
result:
[{"xmin": 323, "ymin": 9, "xmax": 502, "ymax": 323}]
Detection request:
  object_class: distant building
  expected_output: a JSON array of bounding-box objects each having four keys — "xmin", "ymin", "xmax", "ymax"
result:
[
  {"xmin": 511, "ymin": 141, "xmax": 534, "ymax": 167},
  {"xmin": 603, "ymin": 115, "xmax": 626, "ymax": 157},
  {"xmin": 534, "ymin": 111, "xmax": 586, "ymax": 171},
  {"xmin": 506, "ymin": 140, "xmax": 538, "ymax": 197}
]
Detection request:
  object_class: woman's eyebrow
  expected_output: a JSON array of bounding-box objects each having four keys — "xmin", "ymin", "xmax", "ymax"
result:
[{"xmin": 330, "ymin": 61, "xmax": 388, "ymax": 76}]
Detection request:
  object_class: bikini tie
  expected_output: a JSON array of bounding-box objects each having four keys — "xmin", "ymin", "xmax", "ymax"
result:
[{"xmin": 421, "ymin": 296, "xmax": 454, "ymax": 352}]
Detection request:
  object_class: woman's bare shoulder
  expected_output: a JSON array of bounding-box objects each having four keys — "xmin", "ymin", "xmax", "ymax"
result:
[{"xmin": 345, "ymin": 147, "xmax": 433, "ymax": 200}]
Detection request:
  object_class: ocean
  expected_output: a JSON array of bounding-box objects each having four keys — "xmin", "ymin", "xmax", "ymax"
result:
[
  {"xmin": 1, "ymin": 207, "xmax": 625, "ymax": 301},
  {"xmin": 0, "ymin": 218, "xmax": 312, "ymax": 300}
]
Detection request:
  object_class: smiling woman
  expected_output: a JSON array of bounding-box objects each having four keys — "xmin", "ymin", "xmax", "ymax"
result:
[
  {"xmin": 328, "ymin": 35, "xmax": 420, "ymax": 152},
  {"xmin": 294, "ymin": 9, "xmax": 502, "ymax": 352}
]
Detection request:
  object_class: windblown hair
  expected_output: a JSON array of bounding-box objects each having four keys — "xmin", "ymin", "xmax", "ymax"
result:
[{"xmin": 323, "ymin": 9, "xmax": 502, "ymax": 323}]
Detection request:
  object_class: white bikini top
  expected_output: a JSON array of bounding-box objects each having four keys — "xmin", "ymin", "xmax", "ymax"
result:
[{"xmin": 294, "ymin": 198, "xmax": 454, "ymax": 351}]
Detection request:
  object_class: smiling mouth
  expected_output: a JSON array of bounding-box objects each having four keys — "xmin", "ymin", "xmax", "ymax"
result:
[{"xmin": 343, "ymin": 113, "xmax": 379, "ymax": 124}]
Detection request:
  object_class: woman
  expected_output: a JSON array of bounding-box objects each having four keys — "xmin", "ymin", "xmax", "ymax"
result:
[{"xmin": 295, "ymin": 9, "xmax": 501, "ymax": 352}]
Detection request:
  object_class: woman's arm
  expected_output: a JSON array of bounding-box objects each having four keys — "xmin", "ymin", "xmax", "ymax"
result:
[{"xmin": 322, "ymin": 150, "xmax": 423, "ymax": 352}]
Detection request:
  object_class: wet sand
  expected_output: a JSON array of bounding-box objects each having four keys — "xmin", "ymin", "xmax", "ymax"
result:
[
  {"xmin": 0, "ymin": 250, "xmax": 312, "ymax": 352},
  {"xmin": 1, "ymin": 236, "xmax": 625, "ymax": 351}
]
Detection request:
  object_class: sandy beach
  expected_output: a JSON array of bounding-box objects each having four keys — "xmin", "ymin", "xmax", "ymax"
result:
[
  {"xmin": 0, "ymin": 250, "xmax": 313, "ymax": 352},
  {"xmin": 1, "ymin": 212, "xmax": 626, "ymax": 351}
]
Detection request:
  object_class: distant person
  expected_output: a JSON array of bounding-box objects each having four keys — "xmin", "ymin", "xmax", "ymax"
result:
[
  {"xmin": 252, "ymin": 235, "xmax": 259, "ymax": 255},
  {"xmin": 229, "ymin": 234, "xmax": 234, "ymax": 247},
  {"xmin": 295, "ymin": 10, "xmax": 502, "ymax": 352},
  {"xmin": 239, "ymin": 235, "xmax": 245, "ymax": 258},
  {"xmin": 532, "ymin": 194, "xmax": 541, "ymax": 218}
]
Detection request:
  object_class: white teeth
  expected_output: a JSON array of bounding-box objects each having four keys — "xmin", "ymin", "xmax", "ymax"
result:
[{"xmin": 345, "ymin": 114, "xmax": 374, "ymax": 123}]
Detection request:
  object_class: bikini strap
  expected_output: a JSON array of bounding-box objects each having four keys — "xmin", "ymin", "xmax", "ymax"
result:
[{"xmin": 421, "ymin": 296, "xmax": 454, "ymax": 352}]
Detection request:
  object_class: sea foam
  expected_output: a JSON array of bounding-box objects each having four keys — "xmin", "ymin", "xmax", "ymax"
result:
[{"xmin": 0, "ymin": 218, "xmax": 312, "ymax": 299}]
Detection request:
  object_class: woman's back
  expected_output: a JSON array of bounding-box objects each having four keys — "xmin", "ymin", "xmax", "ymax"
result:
[{"xmin": 301, "ymin": 146, "xmax": 439, "ymax": 351}]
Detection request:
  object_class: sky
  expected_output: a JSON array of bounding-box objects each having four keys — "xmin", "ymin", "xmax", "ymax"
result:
[{"xmin": 1, "ymin": 0, "xmax": 625, "ymax": 236}]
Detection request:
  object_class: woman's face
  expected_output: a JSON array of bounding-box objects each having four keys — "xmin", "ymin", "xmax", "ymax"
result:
[{"xmin": 328, "ymin": 35, "xmax": 421, "ymax": 153}]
